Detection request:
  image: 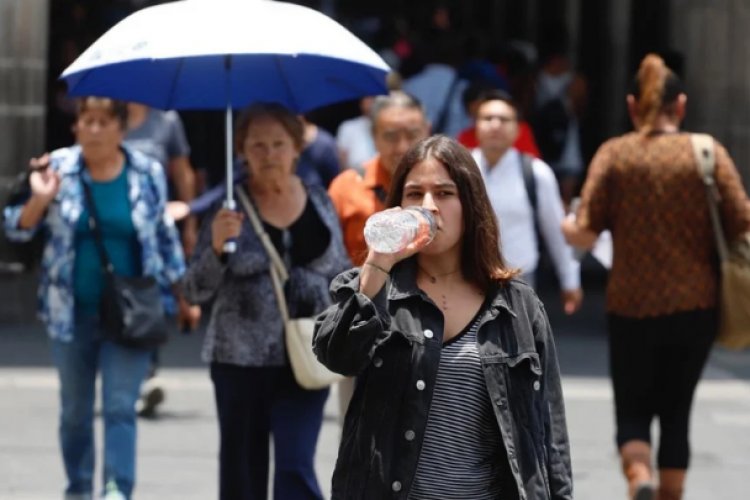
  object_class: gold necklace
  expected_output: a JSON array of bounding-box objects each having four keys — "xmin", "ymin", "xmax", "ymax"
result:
[{"xmin": 418, "ymin": 265, "xmax": 461, "ymax": 284}]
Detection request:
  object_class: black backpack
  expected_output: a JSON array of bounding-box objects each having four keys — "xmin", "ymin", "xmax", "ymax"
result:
[{"xmin": 531, "ymin": 97, "xmax": 570, "ymax": 164}]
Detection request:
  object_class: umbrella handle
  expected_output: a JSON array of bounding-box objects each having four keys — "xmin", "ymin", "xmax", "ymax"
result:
[{"xmin": 222, "ymin": 199, "xmax": 238, "ymax": 254}]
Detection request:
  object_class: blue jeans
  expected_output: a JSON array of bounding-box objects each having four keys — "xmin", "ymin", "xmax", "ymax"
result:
[
  {"xmin": 210, "ymin": 363, "xmax": 329, "ymax": 500},
  {"xmin": 51, "ymin": 316, "xmax": 152, "ymax": 499}
]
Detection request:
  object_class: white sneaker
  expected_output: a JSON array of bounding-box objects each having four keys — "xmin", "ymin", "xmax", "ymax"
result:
[
  {"xmin": 102, "ymin": 491, "xmax": 126, "ymax": 500},
  {"xmin": 102, "ymin": 480, "xmax": 126, "ymax": 500}
]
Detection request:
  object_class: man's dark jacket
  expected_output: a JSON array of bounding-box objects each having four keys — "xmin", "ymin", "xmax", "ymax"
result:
[{"xmin": 313, "ymin": 261, "xmax": 573, "ymax": 500}]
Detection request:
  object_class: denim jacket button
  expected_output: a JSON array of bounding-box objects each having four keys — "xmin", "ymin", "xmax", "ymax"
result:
[
  {"xmin": 373, "ymin": 357, "xmax": 383, "ymax": 368},
  {"xmin": 392, "ymin": 481, "xmax": 402, "ymax": 492},
  {"xmin": 497, "ymin": 398, "xmax": 506, "ymax": 407},
  {"xmin": 404, "ymin": 430, "xmax": 415, "ymax": 441},
  {"xmin": 533, "ymin": 380, "xmax": 541, "ymax": 391},
  {"xmin": 423, "ymin": 329, "xmax": 434, "ymax": 339},
  {"xmin": 416, "ymin": 380, "xmax": 426, "ymax": 391}
]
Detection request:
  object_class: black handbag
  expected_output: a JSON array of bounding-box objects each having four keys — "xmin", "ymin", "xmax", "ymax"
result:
[
  {"xmin": 1, "ymin": 170, "xmax": 46, "ymax": 272},
  {"xmin": 81, "ymin": 178, "xmax": 168, "ymax": 349}
]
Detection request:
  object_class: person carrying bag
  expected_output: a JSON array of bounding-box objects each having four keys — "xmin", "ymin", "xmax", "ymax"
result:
[
  {"xmin": 236, "ymin": 186, "xmax": 343, "ymax": 389},
  {"xmin": 692, "ymin": 133, "xmax": 750, "ymax": 350},
  {"xmin": 81, "ymin": 179, "xmax": 169, "ymax": 349},
  {"xmin": 180, "ymin": 103, "xmax": 350, "ymax": 500}
]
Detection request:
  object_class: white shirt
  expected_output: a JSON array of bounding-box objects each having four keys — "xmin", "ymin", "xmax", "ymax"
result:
[
  {"xmin": 472, "ymin": 148, "xmax": 580, "ymax": 290},
  {"xmin": 335, "ymin": 115, "xmax": 376, "ymax": 173}
]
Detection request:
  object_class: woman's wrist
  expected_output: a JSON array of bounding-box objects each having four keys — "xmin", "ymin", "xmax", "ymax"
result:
[{"xmin": 364, "ymin": 260, "xmax": 391, "ymax": 275}]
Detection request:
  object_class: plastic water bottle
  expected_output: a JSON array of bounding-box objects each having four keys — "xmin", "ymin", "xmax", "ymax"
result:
[{"xmin": 364, "ymin": 207, "xmax": 437, "ymax": 254}]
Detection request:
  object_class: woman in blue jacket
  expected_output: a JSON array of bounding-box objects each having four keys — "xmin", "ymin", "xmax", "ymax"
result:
[{"xmin": 4, "ymin": 97, "xmax": 185, "ymax": 500}]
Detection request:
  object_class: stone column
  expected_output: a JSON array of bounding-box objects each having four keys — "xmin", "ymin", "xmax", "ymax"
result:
[
  {"xmin": 670, "ymin": 0, "xmax": 750, "ymax": 186},
  {"xmin": 0, "ymin": 0, "xmax": 48, "ymax": 181},
  {"xmin": 604, "ymin": 0, "xmax": 632, "ymax": 140},
  {"xmin": 0, "ymin": 0, "xmax": 48, "ymax": 321}
]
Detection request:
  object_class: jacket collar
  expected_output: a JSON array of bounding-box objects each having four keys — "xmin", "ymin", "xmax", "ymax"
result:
[
  {"xmin": 388, "ymin": 258, "xmax": 517, "ymax": 317},
  {"xmin": 57, "ymin": 145, "xmax": 142, "ymax": 176}
]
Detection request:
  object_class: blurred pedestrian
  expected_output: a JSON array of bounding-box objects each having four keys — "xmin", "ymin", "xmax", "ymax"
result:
[
  {"xmin": 181, "ymin": 103, "xmax": 350, "ymax": 500},
  {"xmin": 328, "ymin": 92, "xmax": 429, "ymax": 266},
  {"xmin": 562, "ymin": 54, "xmax": 750, "ymax": 500},
  {"xmin": 335, "ymin": 96, "xmax": 377, "ymax": 174},
  {"xmin": 3, "ymin": 97, "xmax": 186, "ymax": 500},
  {"xmin": 124, "ymin": 103, "xmax": 199, "ymax": 255},
  {"xmin": 327, "ymin": 91, "xmax": 429, "ymax": 423},
  {"xmin": 531, "ymin": 41, "xmax": 587, "ymax": 206},
  {"xmin": 314, "ymin": 135, "xmax": 573, "ymax": 499},
  {"xmin": 457, "ymin": 81, "xmax": 541, "ymax": 157},
  {"xmin": 403, "ymin": 38, "xmax": 469, "ymax": 137},
  {"xmin": 124, "ymin": 102, "xmax": 201, "ymax": 418},
  {"xmin": 472, "ymin": 89, "xmax": 582, "ymax": 315},
  {"xmin": 297, "ymin": 115, "xmax": 341, "ymax": 188}
]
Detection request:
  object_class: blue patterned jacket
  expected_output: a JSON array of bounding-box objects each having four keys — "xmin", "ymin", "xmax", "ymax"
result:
[{"xmin": 3, "ymin": 145, "xmax": 186, "ymax": 341}]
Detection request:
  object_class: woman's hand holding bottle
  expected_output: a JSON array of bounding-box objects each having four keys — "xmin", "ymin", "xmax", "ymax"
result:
[{"xmin": 359, "ymin": 207, "xmax": 436, "ymax": 297}]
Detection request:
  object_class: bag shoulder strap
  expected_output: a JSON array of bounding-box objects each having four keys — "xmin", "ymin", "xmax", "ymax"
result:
[
  {"xmin": 235, "ymin": 185, "xmax": 289, "ymax": 280},
  {"xmin": 433, "ymin": 73, "xmax": 461, "ymax": 134},
  {"xmin": 234, "ymin": 186, "xmax": 291, "ymax": 322},
  {"xmin": 690, "ymin": 133, "xmax": 728, "ymax": 261},
  {"xmin": 80, "ymin": 178, "xmax": 114, "ymax": 273}
]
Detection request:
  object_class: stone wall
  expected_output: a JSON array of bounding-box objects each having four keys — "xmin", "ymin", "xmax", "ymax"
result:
[
  {"xmin": 0, "ymin": 0, "xmax": 48, "ymax": 180},
  {"xmin": 0, "ymin": 0, "xmax": 48, "ymax": 323},
  {"xmin": 671, "ymin": 0, "xmax": 750, "ymax": 187}
]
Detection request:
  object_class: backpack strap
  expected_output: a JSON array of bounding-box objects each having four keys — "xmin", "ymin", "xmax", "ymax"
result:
[
  {"xmin": 520, "ymin": 153, "xmax": 543, "ymax": 248},
  {"xmin": 521, "ymin": 153, "xmax": 537, "ymax": 213},
  {"xmin": 433, "ymin": 73, "xmax": 461, "ymax": 135}
]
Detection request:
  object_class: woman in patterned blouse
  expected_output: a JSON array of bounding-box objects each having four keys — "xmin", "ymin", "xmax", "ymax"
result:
[
  {"xmin": 563, "ymin": 54, "xmax": 750, "ymax": 500},
  {"xmin": 182, "ymin": 103, "xmax": 350, "ymax": 500}
]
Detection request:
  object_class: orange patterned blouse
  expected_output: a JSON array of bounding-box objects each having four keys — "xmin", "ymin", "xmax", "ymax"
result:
[{"xmin": 577, "ymin": 132, "xmax": 750, "ymax": 317}]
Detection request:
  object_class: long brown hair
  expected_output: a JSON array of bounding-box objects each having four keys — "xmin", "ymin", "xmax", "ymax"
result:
[
  {"xmin": 631, "ymin": 53, "xmax": 684, "ymax": 134},
  {"xmin": 386, "ymin": 135, "xmax": 518, "ymax": 290}
]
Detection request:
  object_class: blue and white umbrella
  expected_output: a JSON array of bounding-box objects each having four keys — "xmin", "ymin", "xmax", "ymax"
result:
[{"xmin": 61, "ymin": 0, "xmax": 390, "ymax": 248}]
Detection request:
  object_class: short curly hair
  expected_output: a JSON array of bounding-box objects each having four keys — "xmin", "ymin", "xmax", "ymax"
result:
[{"xmin": 234, "ymin": 102, "xmax": 305, "ymax": 153}]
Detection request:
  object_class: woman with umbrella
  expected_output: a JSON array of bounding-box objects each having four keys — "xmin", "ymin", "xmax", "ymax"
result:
[
  {"xmin": 182, "ymin": 103, "xmax": 350, "ymax": 500},
  {"xmin": 3, "ymin": 97, "xmax": 186, "ymax": 500}
]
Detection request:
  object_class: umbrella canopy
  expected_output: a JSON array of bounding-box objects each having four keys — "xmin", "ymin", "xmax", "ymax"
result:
[
  {"xmin": 60, "ymin": 0, "xmax": 390, "ymax": 112},
  {"xmin": 60, "ymin": 0, "xmax": 390, "ymax": 252}
]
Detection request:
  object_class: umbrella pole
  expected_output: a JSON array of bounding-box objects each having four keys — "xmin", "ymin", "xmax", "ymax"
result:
[{"xmin": 222, "ymin": 57, "xmax": 237, "ymax": 254}]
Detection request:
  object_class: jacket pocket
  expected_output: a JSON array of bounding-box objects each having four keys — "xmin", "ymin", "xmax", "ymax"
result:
[
  {"xmin": 503, "ymin": 351, "xmax": 542, "ymax": 375},
  {"xmin": 488, "ymin": 351, "xmax": 544, "ymax": 428}
]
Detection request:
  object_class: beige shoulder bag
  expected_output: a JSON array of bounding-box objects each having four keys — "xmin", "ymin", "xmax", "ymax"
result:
[
  {"xmin": 235, "ymin": 186, "xmax": 345, "ymax": 388},
  {"xmin": 692, "ymin": 134, "xmax": 750, "ymax": 349}
]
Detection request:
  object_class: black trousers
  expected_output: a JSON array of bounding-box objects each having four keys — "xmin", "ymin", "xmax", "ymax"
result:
[
  {"xmin": 210, "ymin": 363, "xmax": 329, "ymax": 500},
  {"xmin": 608, "ymin": 308, "xmax": 716, "ymax": 469}
]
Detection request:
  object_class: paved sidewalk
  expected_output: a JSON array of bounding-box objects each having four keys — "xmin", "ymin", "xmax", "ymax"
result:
[{"xmin": 1, "ymin": 270, "xmax": 749, "ymax": 499}]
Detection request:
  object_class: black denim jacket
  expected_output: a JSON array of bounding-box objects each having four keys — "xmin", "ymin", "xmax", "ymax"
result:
[{"xmin": 313, "ymin": 260, "xmax": 573, "ymax": 500}]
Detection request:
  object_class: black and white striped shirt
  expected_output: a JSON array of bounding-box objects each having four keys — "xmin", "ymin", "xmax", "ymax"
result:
[{"xmin": 409, "ymin": 308, "xmax": 504, "ymax": 499}]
